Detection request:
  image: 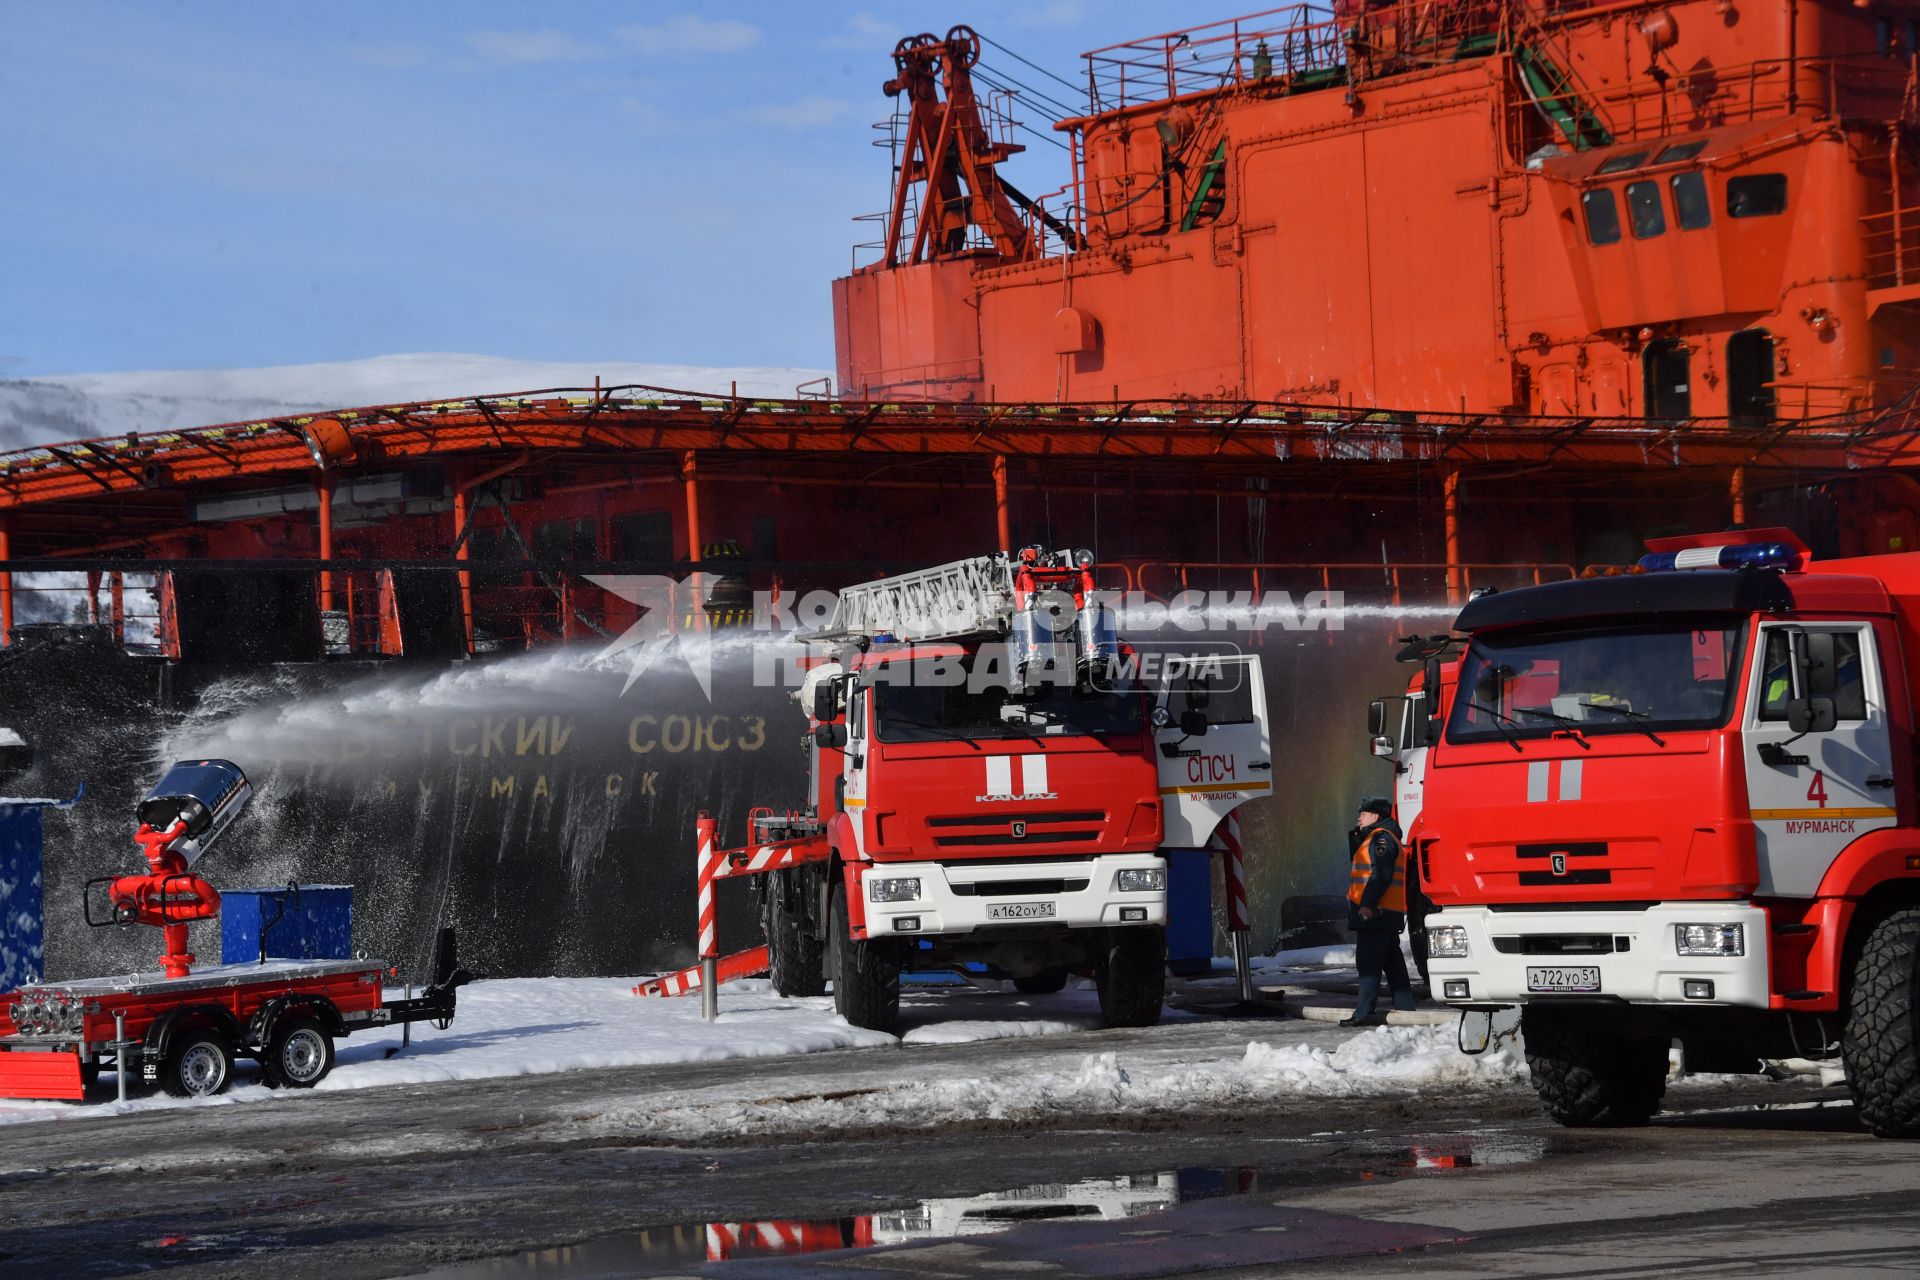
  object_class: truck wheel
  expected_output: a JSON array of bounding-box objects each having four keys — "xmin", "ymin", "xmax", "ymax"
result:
[
  {"xmin": 830, "ymin": 885, "xmax": 899, "ymax": 1032},
  {"xmin": 1014, "ymin": 967, "xmax": 1068, "ymax": 995},
  {"xmin": 1843, "ymin": 905, "xmax": 1920, "ymax": 1138},
  {"xmin": 262, "ymin": 1017, "xmax": 335, "ymax": 1090},
  {"xmin": 765, "ymin": 870, "xmax": 827, "ymax": 998},
  {"xmin": 160, "ymin": 1032, "xmax": 234, "ymax": 1099},
  {"xmin": 1522, "ymin": 1007, "xmax": 1667, "ymax": 1127},
  {"xmin": 1096, "ymin": 927, "xmax": 1165, "ymax": 1028}
]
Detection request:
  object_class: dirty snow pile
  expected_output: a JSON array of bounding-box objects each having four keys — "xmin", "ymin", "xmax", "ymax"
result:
[{"xmin": 579, "ymin": 1025, "xmax": 1530, "ymax": 1143}]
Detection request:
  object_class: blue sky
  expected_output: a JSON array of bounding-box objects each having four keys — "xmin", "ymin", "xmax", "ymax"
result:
[{"xmin": 1, "ymin": 1, "xmax": 1170, "ymax": 377}]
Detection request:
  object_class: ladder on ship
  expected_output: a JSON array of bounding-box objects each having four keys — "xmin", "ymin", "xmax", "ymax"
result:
[{"xmin": 1507, "ymin": 1, "xmax": 1614, "ymax": 151}]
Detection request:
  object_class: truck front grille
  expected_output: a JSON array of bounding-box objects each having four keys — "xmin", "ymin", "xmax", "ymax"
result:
[
  {"xmin": 951, "ymin": 879, "xmax": 1091, "ymax": 897},
  {"xmin": 1491, "ymin": 934, "xmax": 1622, "ymax": 956}
]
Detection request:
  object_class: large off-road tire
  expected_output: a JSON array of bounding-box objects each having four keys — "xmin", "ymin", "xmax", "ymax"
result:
[
  {"xmin": 1521, "ymin": 1006, "xmax": 1668, "ymax": 1127},
  {"xmin": 1843, "ymin": 905, "xmax": 1920, "ymax": 1138},
  {"xmin": 261, "ymin": 1016, "xmax": 335, "ymax": 1090},
  {"xmin": 1014, "ymin": 967, "xmax": 1069, "ymax": 995},
  {"xmin": 830, "ymin": 886, "xmax": 900, "ymax": 1032},
  {"xmin": 1096, "ymin": 927, "xmax": 1165, "ymax": 1028},
  {"xmin": 765, "ymin": 869, "xmax": 827, "ymax": 998},
  {"xmin": 159, "ymin": 1031, "xmax": 234, "ymax": 1099}
]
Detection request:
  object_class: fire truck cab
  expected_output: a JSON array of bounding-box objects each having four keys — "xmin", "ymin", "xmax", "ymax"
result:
[
  {"xmin": 1418, "ymin": 529, "xmax": 1920, "ymax": 1136},
  {"xmin": 752, "ymin": 548, "xmax": 1272, "ymax": 1032}
]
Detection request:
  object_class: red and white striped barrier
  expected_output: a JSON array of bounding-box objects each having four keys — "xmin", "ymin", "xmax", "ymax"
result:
[
  {"xmin": 1210, "ymin": 813, "xmax": 1256, "ymax": 1002},
  {"xmin": 696, "ymin": 811, "xmax": 720, "ymax": 959}
]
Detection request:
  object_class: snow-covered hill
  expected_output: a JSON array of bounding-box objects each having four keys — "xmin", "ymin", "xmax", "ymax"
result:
[{"xmin": 0, "ymin": 354, "xmax": 831, "ymax": 450}]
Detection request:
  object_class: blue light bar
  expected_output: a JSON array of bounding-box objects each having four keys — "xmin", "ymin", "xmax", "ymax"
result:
[{"xmin": 1637, "ymin": 542, "xmax": 1802, "ymax": 573}]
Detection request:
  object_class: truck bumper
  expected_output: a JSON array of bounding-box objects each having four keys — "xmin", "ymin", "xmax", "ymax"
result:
[
  {"xmin": 861, "ymin": 854, "xmax": 1167, "ymax": 937},
  {"xmin": 1428, "ymin": 902, "xmax": 1772, "ymax": 1009},
  {"xmin": 0, "ymin": 1044, "xmax": 87, "ymax": 1100}
]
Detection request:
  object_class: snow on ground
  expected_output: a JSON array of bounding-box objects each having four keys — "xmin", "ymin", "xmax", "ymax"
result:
[
  {"xmin": 0, "ymin": 353, "xmax": 832, "ymax": 451},
  {"xmin": 0, "ymin": 972, "xmax": 1526, "ymax": 1137}
]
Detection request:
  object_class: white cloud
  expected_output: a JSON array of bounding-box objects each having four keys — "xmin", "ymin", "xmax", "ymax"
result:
[
  {"xmin": 745, "ymin": 95, "xmax": 851, "ymax": 129},
  {"xmin": 614, "ymin": 14, "xmax": 759, "ymax": 55},
  {"xmin": 463, "ymin": 28, "xmax": 600, "ymax": 65}
]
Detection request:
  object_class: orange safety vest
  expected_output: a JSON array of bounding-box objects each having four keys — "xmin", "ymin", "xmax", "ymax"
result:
[{"xmin": 1348, "ymin": 826, "xmax": 1408, "ymax": 913}]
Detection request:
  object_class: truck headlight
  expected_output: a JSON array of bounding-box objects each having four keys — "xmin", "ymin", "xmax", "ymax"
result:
[
  {"xmin": 867, "ymin": 877, "xmax": 921, "ymax": 903},
  {"xmin": 1427, "ymin": 925, "xmax": 1470, "ymax": 958},
  {"xmin": 1115, "ymin": 867, "xmax": 1166, "ymax": 892},
  {"xmin": 1675, "ymin": 923, "xmax": 1744, "ymax": 956}
]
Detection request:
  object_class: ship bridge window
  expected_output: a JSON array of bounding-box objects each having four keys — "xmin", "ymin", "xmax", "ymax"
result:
[
  {"xmin": 1727, "ymin": 174, "xmax": 1788, "ymax": 218},
  {"xmin": 1626, "ymin": 180, "xmax": 1666, "ymax": 238},
  {"xmin": 1583, "ymin": 188, "xmax": 1622, "ymax": 245},
  {"xmin": 1596, "ymin": 150, "xmax": 1649, "ymax": 175},
  {"xmin": 1652, "ymin": 140, "xmax": 1707, "ymax": 166},
  {"xmin": 1670, "ymin": 172, "xmax": 1712, "ymax": 230}
]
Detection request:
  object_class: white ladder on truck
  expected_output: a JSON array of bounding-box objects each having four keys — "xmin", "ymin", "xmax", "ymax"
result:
[{"xmin": 806, "ymin": 554, "xmax": 1016, "ymax": 643}]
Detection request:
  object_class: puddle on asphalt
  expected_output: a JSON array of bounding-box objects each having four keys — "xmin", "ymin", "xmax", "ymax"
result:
[{"xmin": 415, "ymin": 1133, "xmax": 1542, "ymax": 1277}]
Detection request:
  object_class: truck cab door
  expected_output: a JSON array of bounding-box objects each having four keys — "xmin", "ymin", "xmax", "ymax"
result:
[
  {"xmin": 840, "ymin": 682, "xmax": 870, "ymax": 857},
  {"xmin": 1744, "ymin": 622, "xmax": 1897, "ymax": 896},
  {"xmin": 1154, "ymin": 653, "xmax": 1272, "ymax": 846},
  {"xmin": 1396, "ymin": 693, "xmax": 1429, "ymax": 833}
]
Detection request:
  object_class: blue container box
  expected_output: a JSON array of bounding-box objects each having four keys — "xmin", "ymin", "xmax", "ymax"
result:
[
  {"xmin": 220, "ymin": 885, "xmax": 354, "ymax": 964},
  {"xmin": 1, "ymin": 803, "xmax": 48, "ymax": 991},
  {"xmin": 1164, "ymin": 847, "xmax": 1214, "ymax": 977}
]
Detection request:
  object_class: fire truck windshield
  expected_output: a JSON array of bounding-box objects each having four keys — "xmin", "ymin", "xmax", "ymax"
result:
[
  {"xmin": 1447, "ymin": 620, "xmax": 1749, "ymax": 745},
  {"xmin": 872, "ymin": 658, "xmax": 1143, "ymax": 745}
]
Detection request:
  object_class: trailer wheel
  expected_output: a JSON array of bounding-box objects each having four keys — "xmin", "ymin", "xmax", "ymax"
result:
[
  {"xmin": 766, "ymin": 869, "xmax": 827, "ymax": 998},
  {"xmin": 1522, "ymin": 1007, "xmax": 1667, "ymax": 1127},
  {"xmin": 829, "ymin": 886, "xmax": 899, "ymax": 1032},
  {"xmin": 1843, "ymin": 905, "xmax": 1920, "ymax": 1138},
  {"xmin": 160, "ymin": 1032, "xmax": 234, "ymax": 1099},
  {"xmin": 1014, "ymin": 968, "xmax": 1068, "ymax": 995},
  {"xmin": 1096, "ymin": 927, "xmax": 1165, "ymax": 1028},
  {"xmin": 262, "ymin": 1017, "xmax": 335, "ymax": 1090}
]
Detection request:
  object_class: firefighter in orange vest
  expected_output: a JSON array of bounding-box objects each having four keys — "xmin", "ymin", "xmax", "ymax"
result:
[{"xmin": 1342, "ymin": 795, "xmax": 1416, "ymax": 1027}]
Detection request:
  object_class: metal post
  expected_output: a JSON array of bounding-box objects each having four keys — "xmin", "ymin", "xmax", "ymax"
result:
[
  {"xmin": 114, "ymin": 1010, "xmax": 127, "ymax": 1103},
  {"xmin": 451, "ymin": 486, "xmax": 475, "ymax": 654},
  {"xmin": 1443, "ymin": 468, "xmax": 1463, "ymax": 605},
  {"xmin": 317, "ymin": 475, "xmax": 336, "ymax": 613},
  {"xmin": 1232, "ymin": 930, "xmax": 1255, "ymax": 1004},
  {"xmin": 992, "ymin": 455, "xmax": 1011, "ymax": 553},
  {"xmin": 696, "ymin": 810, "xmax": 720, "ymax": 1021},
  {"xmin": 1216, "ymin": 814, "xmax": 1255, "ymax": 1004},
  {"xmin": 683, "ymin": 451, "xmax": 705, "ymax": 627},
  {"xmin": 402, "ymin": 981, "xmax": 412, "ymax": 1050}
]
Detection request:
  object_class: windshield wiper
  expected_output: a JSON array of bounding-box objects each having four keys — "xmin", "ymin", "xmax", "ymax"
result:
[
  {"xmin": 887, "ymin": 717, "xmax": 980, "ymax": 749},
  {"xmin": 1465, "ymin": 702, "xmax": 1526, "ymax": 754},
  {"xmin": 1514, "ymin": 705, "xmax": 1592, "ymax": 750},
  {"xmin": 1577, "ymin": 701, "xmax": 1667, "ymax": 747}
]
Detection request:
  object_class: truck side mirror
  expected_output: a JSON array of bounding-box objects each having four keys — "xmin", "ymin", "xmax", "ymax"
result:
[
  {"xmin": 811, "ymin": 679, "xmax": 839, "ymax": 724},
  {"xmin": 813, "ymin": 723, "xmax": 849, "ymax": 749},
  {"xmin": 1787, "ymin": 697, "xmax": 1837, "ymax": 735},
  {"xmin": 1179, "ymin": 709, "xmax": 1210, "ymax": 737},
  {"xmin": 1370, "ymin": 734, "xmax": 1395, "ymax": 759},
  {"xmin": 1367, "ymin": 698, "xmax": 1388, "ymax": 738}
]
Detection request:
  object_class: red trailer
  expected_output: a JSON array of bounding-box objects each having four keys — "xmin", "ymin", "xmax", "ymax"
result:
[{"xmin": 0, "ymin": 759, "xmax": 470, "ymax": 1101}]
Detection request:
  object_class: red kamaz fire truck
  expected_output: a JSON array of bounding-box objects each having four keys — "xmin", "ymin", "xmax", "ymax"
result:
[
  {"xmin": 1403, "ymin": 529, "xmax": 1920, "ymax": 1136},
  {"xmin": 642, "ymin": 549, "xmax": 1272, "ymax": 1031}
]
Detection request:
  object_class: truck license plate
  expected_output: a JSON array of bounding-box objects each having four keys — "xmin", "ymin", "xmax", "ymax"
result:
[
  {"xmin": 987, "ymin": 902, "xmax": 1056, "ymax": 921},
  {"xmin": 1527, "ymin": 966, "xmax": 1601, "ymax": 994}
]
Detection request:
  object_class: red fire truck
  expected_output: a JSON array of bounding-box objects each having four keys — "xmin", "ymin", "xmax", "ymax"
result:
[
  {"xmin": 641, "ymin": 549, "xmax": 1272, "ymax": 1031},
  {"xmin": 1407, "ymin": 529, "xmax": 1920, "ymax": 1136}
]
